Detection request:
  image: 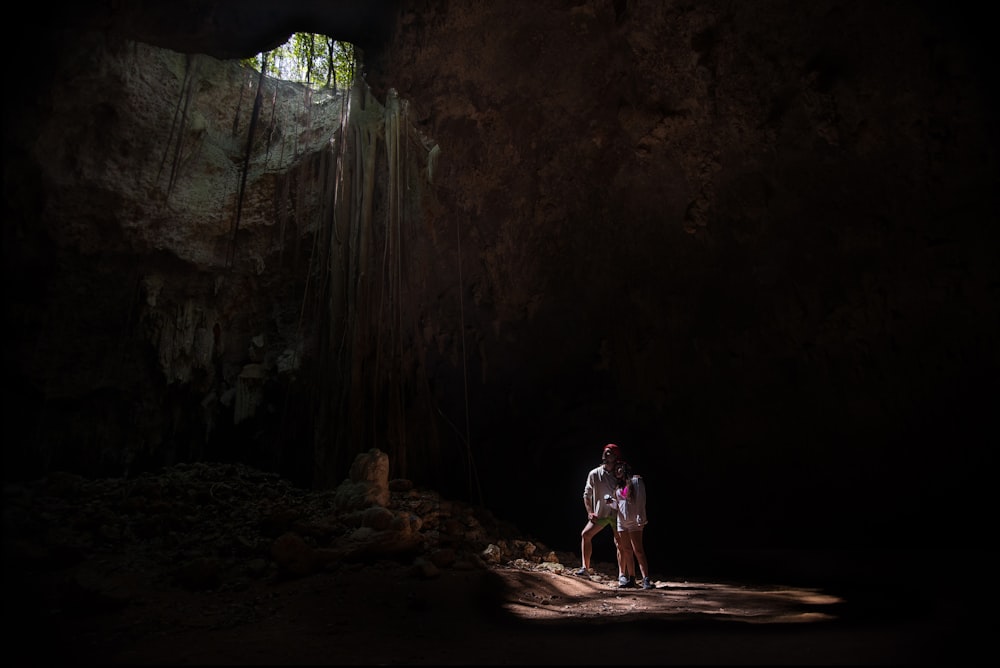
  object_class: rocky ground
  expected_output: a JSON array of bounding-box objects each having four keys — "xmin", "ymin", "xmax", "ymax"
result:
[{"xmin": 3, "ymin": 460, "xmax": 989, "ymax": 665}]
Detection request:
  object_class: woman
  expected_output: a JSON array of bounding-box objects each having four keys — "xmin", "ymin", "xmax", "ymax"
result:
[{"xmin": 613, "ymin": 460, "xmax": 654, "ymax": 589}]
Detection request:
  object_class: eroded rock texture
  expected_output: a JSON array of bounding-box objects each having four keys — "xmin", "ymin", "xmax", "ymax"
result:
[{"xmin": 5, "ymin": 0, "xmax": 997, "ymax": 549}]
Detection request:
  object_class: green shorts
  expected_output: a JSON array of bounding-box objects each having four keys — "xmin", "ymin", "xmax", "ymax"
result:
[{"xmin": 592, "ymin": 516, "xmax": 616, "ymax": 528}]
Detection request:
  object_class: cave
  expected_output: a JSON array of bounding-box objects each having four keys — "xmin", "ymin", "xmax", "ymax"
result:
[{"xmin": 4, "ymin": 1, "xmax": 996, "ymax": 663}]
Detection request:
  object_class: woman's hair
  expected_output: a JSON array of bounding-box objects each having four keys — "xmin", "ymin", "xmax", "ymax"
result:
[{"xmin": 614, "ymin": 460, "xmax": 635, "ymax": 501}]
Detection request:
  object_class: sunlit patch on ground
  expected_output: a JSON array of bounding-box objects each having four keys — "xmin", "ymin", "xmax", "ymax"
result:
[{"xmin": 495, "ymin": 567, "xmax": 843, "ymax": 624}]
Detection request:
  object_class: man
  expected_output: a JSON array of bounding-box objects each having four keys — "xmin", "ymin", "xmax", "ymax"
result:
[{"xmin": 576, "ymin": 443, "xmax": 623, "ymax": 577}]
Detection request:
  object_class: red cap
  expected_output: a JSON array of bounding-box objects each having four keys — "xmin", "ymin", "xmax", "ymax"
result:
[{"xmin": 602, "ymin": 443, "xmax": 620, "ymax": 456}]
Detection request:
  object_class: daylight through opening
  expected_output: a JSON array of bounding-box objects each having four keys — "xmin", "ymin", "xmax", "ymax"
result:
[{"xmin": 242, "ymin": 33, "xmax": 357, "ymax": 91}]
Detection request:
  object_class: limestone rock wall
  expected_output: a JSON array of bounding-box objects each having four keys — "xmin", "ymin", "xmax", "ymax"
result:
[{"xmin": 7, "ymin": 32, "xmax": 347, "ymax": 477}]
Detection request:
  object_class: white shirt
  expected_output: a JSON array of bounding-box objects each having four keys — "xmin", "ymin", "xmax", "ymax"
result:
[{"xmin": 583, "ymin": 464, "xmax": 618, "ymax": 519}]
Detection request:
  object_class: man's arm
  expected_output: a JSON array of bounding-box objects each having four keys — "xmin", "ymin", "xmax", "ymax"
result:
[{"xmin": 583, "ymin": 471, "xmax": 595, "ymax": 516}]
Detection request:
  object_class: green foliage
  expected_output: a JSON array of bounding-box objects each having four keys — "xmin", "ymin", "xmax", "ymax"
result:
[{"xmin": 239, "ymin": 34, "xmax": 356, "ymax": 90}]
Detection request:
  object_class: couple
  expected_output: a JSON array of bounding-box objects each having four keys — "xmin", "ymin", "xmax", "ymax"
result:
[{"xmin": 576, "ymin": 443, "xmax": 653, "ymax": 589}]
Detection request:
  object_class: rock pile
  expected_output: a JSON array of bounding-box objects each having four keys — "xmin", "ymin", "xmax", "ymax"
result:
[{"xmin": 3, "ymin": 449, "xmax": 570, "ymax": 608}]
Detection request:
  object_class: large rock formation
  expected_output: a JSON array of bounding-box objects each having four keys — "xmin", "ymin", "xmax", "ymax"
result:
[{"xmin": 5, "ymin": 0, "xmax": 997, "ymax": 551}]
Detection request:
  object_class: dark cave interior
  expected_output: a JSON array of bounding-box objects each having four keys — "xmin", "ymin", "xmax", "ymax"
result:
[{"xmin": 4, "ymin": 0, "xmax": 998, "ymax": 600}]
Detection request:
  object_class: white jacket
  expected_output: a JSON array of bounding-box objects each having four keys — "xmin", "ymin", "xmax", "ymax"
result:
[{"xmin": 614, "ymin": 474, "xmax": 647, "ymax": 531}]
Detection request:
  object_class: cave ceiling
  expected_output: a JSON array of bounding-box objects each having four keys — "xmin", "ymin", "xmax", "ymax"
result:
[{"xmin": 34, "ymin": 0, "xmax": 399, "ymax": 60}]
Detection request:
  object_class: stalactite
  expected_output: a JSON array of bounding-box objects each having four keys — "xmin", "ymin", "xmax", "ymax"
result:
[
  {"xmin": 232, "ymin": 70, "xmax": 253, "ymax": 137},
  {"xmin": 264, "ymin": 85, "xmax": 279, "ymax": 164},
  {"xmin": 158, "ymin": 54, "xmax": 200, "ymax": 199},
  {"xmin": 234, "ymin": 364, "xmax": 265, "ymax": 425},
  {"xmin": 291, "ymin": 72, "xmax": 444, "ymax": 489},
  {"xmin": 303, "ymin": 83, "xmax": 358, "ymax": 487},
  {"xmin": 381, "ymin": 88, "xmax": 406, "ymax": 476},
  {"xmin": 226, "ymin": 59, "xmax": 268, "ymax": 269},
  {"xmin": 275, "ymin": 171, "xmax": 291, "ymax": 268}
]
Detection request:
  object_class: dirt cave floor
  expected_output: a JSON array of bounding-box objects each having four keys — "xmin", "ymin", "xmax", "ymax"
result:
[
  {"xmin": 8, "ymin": 551, "xmax": 992, "ymax": 666},
  {"xmin": 3, "ymin": 464, "xmax": 991, "ymax": 665}
]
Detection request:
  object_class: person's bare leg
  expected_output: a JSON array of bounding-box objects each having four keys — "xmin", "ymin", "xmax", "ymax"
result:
[
  {"xmin": 628, "ymin": 530, "xmax": 649, "ymax": 579},
  {"xmin": 611, "ymin": 527, "xmax": 624, "ymax": 577},
  {"xmin": 616, "ymin": 529, "xmax": 634, "ymax": 578},
  {"xmin": 614, "ymin": 530, "xmax": 622, "ymax": 577},
  {"xmin": 580, "ymin": 521, "xmax": 600, "ymax": 569}
]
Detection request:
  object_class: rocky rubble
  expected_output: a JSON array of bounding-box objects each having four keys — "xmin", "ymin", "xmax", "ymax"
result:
[{"xmin": 3, "ymin": 449, "xmax": 573, "ymax": 612}]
